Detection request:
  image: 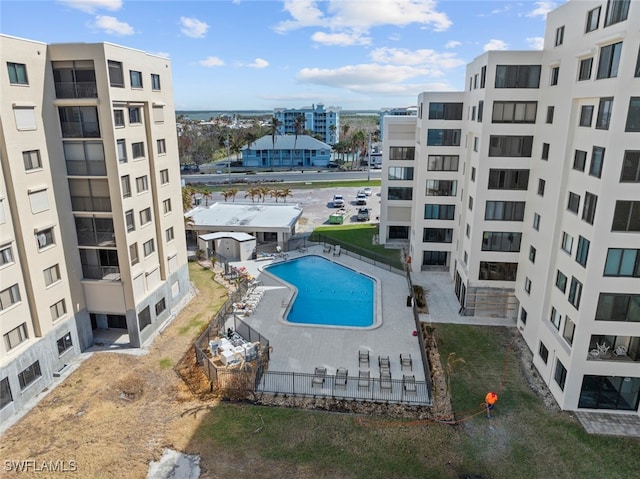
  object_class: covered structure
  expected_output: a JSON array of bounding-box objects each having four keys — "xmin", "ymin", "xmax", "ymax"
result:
[
  {"xmin": 241, "ymin": 135, "xmax": 332, "ymax": 168},
  {"xmin": 197, "ymin": 232, "xmax": 256, "ymax": 262}
]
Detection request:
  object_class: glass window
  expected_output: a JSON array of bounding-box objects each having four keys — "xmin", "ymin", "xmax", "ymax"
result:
[
  {"xmin": 114, "ymin": 109, "xmax": 124, "ymax": 127},
  {"xmin": 586, "ymin": 6, "xmax": 601, "ymax": 32},
  {"xmin": 495, "ymin": 65, "xmax": 541, "ymax": 88},
  {"xmin": 576, "ymin": 236, "xmax": 590, "ymax": 267},
  {"xmin": 479, "ymin": 262, "xmax": 518, "ymax": 281},
  {"xmin": 529, "ymin": 246, "xmax": 537, "ymax": 263},
  {"xmin": 422, "ymin": 228, "xmax": 453, "ymax": 243},
  {"xmin": 36, "ymin": 227, "xmax": 55, "ymax": 249},
  {"xmin": 151, "ymin": 73, "xmax": 161, "ymax": 90},
  {"xmin": 595, "ymin": 293, "xmax": 640, "ymax": 322},
  {"xmin": 604, "ymin": 0, "xmax": 630, "ymax": 27},
  {"xmin": 579, "ymin": 105, "xmax": 593, "ymax": 126},
  {"xmin": 604, "ymin": 249, "xmax": 640, "ymax": 277},
  {"xmin": 140, "ymin": 207, "xmax": 152, "ymax": 225},
  {"xmin": 50, "ymin": 299, "xmax": 67, "ymax": 320},
  {"xmin": 578, "ymin": 58, "xmax": 593, "ymax": 81},
  {"xmin": 0, "ymin": 377, "xmax": 12, "ymax": 409},
  {"xmin": 125, "ymin": 209, "xmax": 135, "ymax": 232},
  {"xmin": 130, "ymin": 243, "xmax": 139, "ymax": 265},
  {"xmin": 550, "ymin": 307, "xmax": 561, "ymax": 330},
  {"xmin": 541, "ymin": 143, "xmax": 550, "ymax": 160},
  {"xmin": 488, "ymin": 136, "xmax": 533, "ymax": 157},
  {"xmin": 567, "ymin": 192, "xmax": 580, "ymax": 213},
  {"xmin": 546, "ymin": 107, "xmax": 554, "ymax": 124},
  {"xmin": 387, "ymin": 187, "xmax": 413, "ymax": 200},
  {"xmin": 533, "ymin": 213, "xmax": 540, "ymax": 230},
  {"xmin": 388, "ymin": 167, "xmax": 414, "ymax": 180},
  {"xmin": 625, "ymin": 97, "xmax": 640, "ymax": 132},
  {"xmin": 424, "ymin": 204, "xmax": 455, "ymax": 220},
  {"xmin": 425, "ymin": 180, "xmax": 456, "ymax": 196},
  {"xmin": 582, "ymin": 192, "xmax": 598, "ymax": 225},
  {"xmin": 108, "ymin": 60, "xmax": 124, "ymax": 87},
  {"xmin": 555, "ymin": 26, "xmax": 564, "ymax": 46},
  {"xmin": 3, "ymin": 322, "xmax": 27, "ymax": 350},
  {"xmin": 163, "ymin": 199, "xmax": 172, "ymax": 214},
  {"xmin": 596, "ymin": 42, "xmax": 622, "ymax": 79},
  {"xmin": 44, "ymin": 264, "xmax": 61, "ymax": 286},
  {"xmin": 23, "ymin": 150, "xmax": 42, "ymax": 170},
  {"xmin": 561, "ymin": 232, "xmax": 574, "ymax": 254},
  {"xmin": 573, "ymin": 150, "xmax": 587, "ymax": 171},
  {"xmin": 569, "ymin": 277, "xmax": 583, "ymax": 309},
  {"xmin": 520, "ymin": 307, "xmax": 528, "ymax": 325},
  {"xmin": 550, "ymin": 66, "xmax": 559, "ymax": 85},
  {"xmin": 155, "ymin": 298, "xmax": 166, "ymax": 316},
  {"xmin": 427, "ymin": 155, "xmax": 458, "ymax": 171},
  {"xmin": 157, "ymin": 139, "xmax": 166, "ymax": 155},
  {"xmin": 129, "ymin": 107, "xmax": 141, "ymax": 124},
  {"xmin": 484, "ymin": 201, "xmax": 525, "ymax": 221},
  {"xmin": 166, "ymin": 227, "xmax": 174, "ymax": 242},
  {"xmin": 620, "ymin": 151, "xmax": 640, "ymax": 182},
  {"xmin": 117, "ymin": 139, "xmax": 127, "ymax": 163},
  {"xmin": 130, "ymin": 70, "xmax": 143, "ymax": 88},
  {"xmin": 539, "ymin": 342, "xmax": 549, "ymax": 363},
  {"xmin": 388, "ymin": 226, "xmax": 409, "ymax": 239},
  {"xmin": 589, "ymin": 147, "xmax": 605, "ymax": 178},
  {"xmin": 0, "ymin": 244, "xmax": 13, "ymax": 266},
  {"xmin": 18, "ymin": 361, "xmax": 41, "ymax": 390},
  {"xmin": 143, "ymin": 239, "xmax": 155, "ymax": 256},
  {"xmin": 132, "ymin": 142, "xmax": 145, "ymax": 159},
  {"xmin": 7, "ymin": 62, "xmax": 28, "ymax": 84},
  {"xmin": 488, "ymin": 169, "xmax": 529, "ymax": 190},
  {"xmin": 135, "ymin": 175, "xmax": 148, "ymax": 193},
  {"xmin": 57, "ymin": 332, "xmax": 73, "ymax": 355},
  {"xmin": 481, "ymin": 232, "xmax": 521, "ymax": 252},
  {"xmin": 427, "ymin": 129, "xmax": 461, "ymax": 146},
  {"xmin": 160, "ymin": 169, "xmax": 170, "ymax": 185},
  {"xmin": 554, "ymin": 360, "xmax": 567, "ymax": 391},
  {"xmin": 428, "ymin": 102, "xmax": 463, "ymax": 120},
  {"xmin": 491, "ymin": 101, "xmax": 537, "ymax": 123},
  {"xmin": 596, "ymin": 97, "xmax": 613, "ymax": 129},
  {"xmin": 612, "ymin": 201, "xmax": 640, "ymax": 231},
  {"xmin": 389, "ymin": 147, "xmax": 415, "ymax": 160},
  {"xmin": 563, "ymin": 317, "xmax": 575, "ymax": 345},
  {"xmin": 556, "ymin": 271, "xmax": 568, "ymax": 293}
]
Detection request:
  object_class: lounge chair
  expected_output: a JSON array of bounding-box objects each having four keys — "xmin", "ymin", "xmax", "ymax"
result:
[
  {"xmin": 400, "ymin": 353, "xmax": 412, "ymax": 371},
  {"xmin": 359, "ymin": 350, "xmax": 370, "ymax": 367},
  {"xmin": 335, "ymin": 367, "xmax": 348, "ymax": 388},
  {"xmin": 323, "ymin": 243, "xmax": 332, "ymax": 253},
  {"xmin": 312, "ymin": 367, "xmax": 326, "ymax": 387},
  {"xmin": 378, "ymin": 355, "xmax": 390, "ymax": 372},
  {"xmin": 333, "ymin": 245, "xmax": 341, "ymax": 256},
  {"xmin": 358, "ymin": 370, "xmax": 370, "ymax": 389},
  {"xmin": 380, "ymin": 370, "xmax": 392, "ymax": 391},
  {"xmin": 403, "ymin": 374, "xmax": 417, "ymax": 393}
]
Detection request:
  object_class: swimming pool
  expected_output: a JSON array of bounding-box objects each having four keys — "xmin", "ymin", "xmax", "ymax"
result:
[{"xmin": 265, "ymin": 255, "xmax": 375, "ymax": 327}]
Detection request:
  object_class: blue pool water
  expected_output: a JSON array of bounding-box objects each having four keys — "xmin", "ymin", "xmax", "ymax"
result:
[{"xmin": 265, "ymin": 255, "xmax": 374, "ymax": 327}]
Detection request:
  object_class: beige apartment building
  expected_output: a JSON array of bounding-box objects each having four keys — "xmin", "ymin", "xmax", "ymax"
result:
[
  {"xmin": 0, "ymin": 35, "xmax": 190, "ymax": 423},
  {"xmin": 380, "ymin": 0, "xmax": 640, "ymax": 414}
]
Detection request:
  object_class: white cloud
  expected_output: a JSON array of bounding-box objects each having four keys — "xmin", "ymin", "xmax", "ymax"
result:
[
  {"xmin": 526, "ymin": 37, "xmax": 544, "ymax": 50},
  {"xmin": 242, "ymin": 58, "xmax": 269, "ymax": 69},
  {"xmin": 370, "ymin": 47, "xmax": 465, "ymax": 71},
  {"xmin": 92, "ymin": 15, "xmax": 134, "ymax": 35},
  {"xmin": 311, "ymin": 31, "xmax": 371, "ymax": 46},
  {"xmin": 445, "ymin": 40, "xmax": 461, "ymax": 49},
  {"xmin": 527, "ymin": 1, "xmax": 557, "ymax": 18},
  {"xmin": 180, "ymin": 16, "xmax": 209, "ymax": 38},
  {"xmin": 199, "ymin": 56, "xmax": 224, "ymax": 67},
  {"xmin": 483, "ymin": 39, "xmax": 508, "ymax": 51},
  {"xmin": 58, "ymin": 0, "xmax": 122, "ymax": 14}
]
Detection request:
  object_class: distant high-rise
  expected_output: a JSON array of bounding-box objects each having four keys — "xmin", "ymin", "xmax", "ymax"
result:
[{"xmin": 274, "ymin": 104, "xmax": 340, "ymax": 145}]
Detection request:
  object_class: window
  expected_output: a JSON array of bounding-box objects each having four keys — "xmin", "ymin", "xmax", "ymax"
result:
[
  {"xmin": 589, "ymin": 147, "xmax": 605, "ymax": 178},
  {"xmin": 538, "ymin": 179, "xmax": 546, "ymax": 196},
  {"xmin": 488, "ymin": 169, "xmax": 529, "ymax": 190},
  {"xmin": 3, "ymin": 323, "xmax": 28, "ymax": 350},
  {"xmin": 480, "ymin": 65, "xmax": 486, "ymax": 88},
  {"xmin": 23, "ymin": 150, "xmax": 42, "ymax": 170},
  {"xmin": 426, "ymin": 129, "xmax": 461, "ymax": 146},
  {"xmin": 520, "ymin": 308, "xmax": 527, "ymax": 325},
  {"xmin": 151, "ymin": 73, "xmax": 161, "ymax": 90},
  {"xmin": 387, "ymin": 187, "xmax": 413, "ymax": 200},
  {"xmin": 567, "ymin": 192, "xmax": 580, "ymax": 214},
  {"xmin": 586, "ymin": 6, "xmax": 601, "ymax": 32},
  {"xmin": 529, "ymin": 246, "xmax": 536, "ymax": 263},
  {"xmin": 597, "ymin": 43, "xmax": 622, "ymax": 80},
  {"xmin": 556, "ymin": 271, "xmax": 568, "ymax": 293},
  {"xmin": 130, "ymin": 243, "xmax": 139, "ymax": 265},
  {"xmin": 163, "ymin": 199, "xmax": 172, "ymax": 214},
  {"xmin": 57, "ymin": 332, "xmax": 73, "ymax": 355},
  {"xmin": 573, "ymin": 150, "xmax": 587, "ymax": 171},
  {"xmin": 166, "ymin": 227, "xmax": 174, "ymax": 242},
  {"xmin": 625, "ymin": 97, "xmax": 640, "ymax": 132},
  {"xmin": 424, "ymin": 204, "xmax": 455, "ymax": 220},
  {"xmin": 8, "ymin": 62, "xmax": 28, "ymax": 84},
  {"xmin": 121, "ymin": 175, "xmax": 131, "ymax": 198},
  {"xmin": 388, "ymin": 226, "xmax": 409, "ymax": 239},
  {"xmin": 579, "ymin": 106, "xmax": 594, "ymax": 128},
  {"xmin": 612, "ymin": 201, "xmax": 640, "ymax": 231},
  {"xmin": 129, "ymin": 107, "xmax": 141, "ymax": 124},
  {"xmin": 422, "ymin": 228, "xmax": 453, "ymax": 243},
  {"xmin": 595, "ymin": 293, "xmax": 640, "ymax": 322},
  {"xmin": 539, "ymin": 342, "xmax": 549, "ymax": 364},
  {"xmin": 36, "ymin": 227, "xmax": 54, "ymax": 249},
  {"xmin": 478, "ymin": 101, "xmax": 483, "ymax": 122},
  {"xmin": 471, "ymin": 106, "xmax": 477, "ymax": 121},
  {"xmin": 554, "ymin": 360, "xmax": 567, "ymax": 391},
  {"xmin": 481, "ymin": 232, "xmax": 521, "ymax": 252},
  {"xmin": 18, "ymin": 361, "xmax": 41, "ymax": 390},
  {"xmin": 157, "ymin": 139, "xmax": 166, "ymax": 155},
  {"xmin": 524, "ymin": 277, "xmax": 532, "ymax": 294},
  {"xmin": 468, "ymin": 196, "xmax": 473, "ymax": 210},
  {"xmin": 117, "ymin": 139, "xmax": 127, "ymax": 163},
  {"xmin": 488, "ymin": 136, "xmax": 533, "ymax": 157},
  {"xmin": 140, "ymin": 207, "xmax": 152, "ymax": 225},
  {"xmin": 1, "ymin": 377, "xmax": 12, "ymax": 409},
  {"xmin": 389, "ymin": 147, "xmax": 415, "ymax": 160},
  {"xmin": 621, "ymin": 150, "xmax": 640, "ymax": 182},
  {"xmin": 569, "ymin": 277, "xmax": 583, "ymax": 309},
  {"xmin": 596, "ymin": 97, "xmax": 614, "ymax": 130},
  {"xmin": 555, "ymin": 26, "xmax": 564, "ymax": 46},
  {"xmin": 155, "ymin": 298, "xmax": 166, "ymax": 316},
  {"xmin": 132, "ymin": 142, "xmax": 145, "ymax": 159},
  {"xmin": 138, "ymin": 306, "xmax": 151, "ymax": 330},
  {"xmin": 425, "ymin": 180, "xmax": 456, "ymax": 196},
  {"xmin": 579, "ymin": 375, "xmax": 640, "ymax": 411},
  {"xmin": 484, "ymin": 201, "xmax": 525, "ymax": 221},
  {"xmin": 550, "ymin": 307, "xmax": 561, "ymax": 329},
  {"xmin": 160, "ymin": 169, "xmax": 169, "ymax": 185},
  {"xmin": 50, "ymin": 299, "xmax": 67, "ymax": 320},
  {"xmin": 546, "ymin": 107, "xmax": 554, "ymax": 124},
  {"xmin": 0, "ymin": 244, "xmax": 13, "ymax": 266},
  {"xmin": 125, "ymin": 210, "xmax": 135, "ymax": 232},
  {"xmin": 491, "ymin": 101, "xmax": 537, "ymax": 123},
  {"xmin": 541, "ymin": 143, "xmax": 550, "ymax": 160},
  {"xmin": 550, "ymin": 66, "xmax": 559, "ymax": 86},
  {"xmin": 561, "ymin": 232, "xmax": 574, "ymax": 254},
  {"xmin": 533, "ymin": 213, "xmax": 540, "ymax": 231},
  {"xmin": 471, "ymin": 167, "xmax": 476, "ymax": 182},
  {"xmin": 604, "ymin": 0, "xmax": 630, "ymax": 27},
  {"xmin": 130, "ymin": 70, "xmax": 143, "ymax": 88},
  {"xmin": 495, "ymin": 65, "xmax": 541, "ymax": 88},
  {"xmin": 563, "ymin": 317, "xmax": 575, "ymax": 345},
  {"xmin": 28, "ymin": 188, "xmax": 49, "ymax": 214},
  {"xmin": 58, "ymin": 106, "xmax": 99, "ymax": 138},
  {"xmin": 388, "ymin": 167, "xmax": 414, "ymax": 180},
  {"xmin": 136, "ymin": 175, "xmax": 148, "ymax": 193},
  {"xmin": 465, "ymin": 224, "xmax": 470, "ymax": 238},
  {"xmin": 428, "ymin": 102, "xmax": 463, "ymax": 120},
  {"xmin": 108, "ymin": 60, "xmax": 124, "ymax": 87},
  {"xmin": 578, "ymin": 58, "xmax": 593, "ymax": 81},
  {"xmin": 113, "ymin": 109, "xmax": 125, "ymax": 127},
  {"xmin": 423, "ymin": 251, "xmax": 447, "ymax": 266},
  {"xmin": 604, "ymin": 249, "xmax": 640, "ymax": 277},
  {"xmin": 14, "ymin": 106, "xmax": 36, "ymax": 131},
  {"xmin": 143, "ymin": 239, "xmax": 155, "ymax": 256},
  {"xmin": 576, "ymin": 236, "xmax": 590, "ymax": 267},
  {"xmin": 582, "ymin": 192, "xmax": 598, "ymax": 224},
  {"xmin": 44, "ymin": 264, "xmax": 61, "ymax": 286},
  {"xmin": 427, "ymin": 155, "xmax": 458, "ymax": 171},
  {"xmin": 479, "ymin": 262, "xmax": 518, "ymax": 281},
  {"xmin": 636, "ymin": 46, "xmax": 640, "ymax": 77}
]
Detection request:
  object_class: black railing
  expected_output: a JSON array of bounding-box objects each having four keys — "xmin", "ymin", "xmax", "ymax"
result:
[
  {"xmin": 81, "ymin": 264, "xmax": 120, "ymax": 280},
  {"xmin": 60, "ymin": 121, "xmax": 100, "ymax": 138},
  {"xmin": 55, "ymin": 81, "xmax": 98, "ymax": 98}
]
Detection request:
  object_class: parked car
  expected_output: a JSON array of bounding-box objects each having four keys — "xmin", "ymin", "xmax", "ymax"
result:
[
  {"xmin": 332, "ymin": 194, "xmax": 345, "ymax": 208},
  {"xmin": 363, "ymin": 187, "xmax": 372, "ymax": 196},
  {"xmin": 357, "ymin": 207, "xmax": 370, "ymax": 221},
  {"xmin": 356, "ymin": 192, "xmax": 367, "ymax": 205}
]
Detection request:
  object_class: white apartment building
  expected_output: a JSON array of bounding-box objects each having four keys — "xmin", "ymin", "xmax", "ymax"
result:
[
  {"xmin": 0, "ymin": 36, "xmax": 190, "ymax": 423},
  {"xmin": 380, "ymin": 0, "xmax": 640, "ymax": 414}
]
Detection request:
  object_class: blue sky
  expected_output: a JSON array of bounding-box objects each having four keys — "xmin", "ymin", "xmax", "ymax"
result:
[{"xmin": 0, "ymin": 0, "xmax": 563, "ymax": 110}]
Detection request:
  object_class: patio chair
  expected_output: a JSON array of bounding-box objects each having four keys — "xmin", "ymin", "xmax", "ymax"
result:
[
  {"xmin": 312, "ymin": 367, "xmax": 326, "ymax": 387},
  {"xmin": 335, "ymin": 367, "xmax": 348, "ymax": 388},
  {"xmin": 333, "ymin": 245, "xmax": 341, "ymax": 256},
  {"xmin": 358, "ymin": 370, "xmax": 370, "ymax": 390},
  {"xmin": 400, "ymin": 353, "xmax": 413, "ymax": 371},
  {"xmin": 380, "ymin": 370, "xmax": 392, "ymax": 391},
  {"xmin": 359, "ymin": 350, "xmax": 370, "ymax": 367},
  {"xmin": 403, "ymin": 375, "xmax": 417, "ymax": 393},
  {"xmin": 378, "ymin": 355, "xmax": 390, "ymax": 372},
  {"xmin": 323, "ymin": 243, "xmax": 332, "ymax": 253}
]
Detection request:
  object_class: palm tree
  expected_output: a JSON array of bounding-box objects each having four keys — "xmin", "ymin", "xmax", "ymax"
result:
[
  {"xmin": 269, "ymin": 189, "xmax": 280, "ymax": 202},
  {"xmin": 259, "ymin": 185, "xmax": 271, "ymax": 203},
  {"xmin": 292, "ymin": 114, "xmax": 306, "ymax": 165},
  {"xmin": 182, "ymin": 186, "xmax": 195, "ymax": 212},
  {"xmin": 269, "ymin": 116, "xmax": 281, "ymax": 150},
  {"xmin": 244, "ymin": 187, "xmax": 261, "ymax": 203},
  {"xmin": 203, "ymin": 191, "xmax": 213, "ymax": 206},
  {"xmin": 220, "ymin": 190, "xmax": 233, "ymax": 202},
  {"xmin": 279, "ymin": 187, "xmax": 293, "ymax": 203},
  {"xmin": 328, "ymin": 123, "xmax": 337, "ymax": 144},
  {"xmin": 229, "ymin": 187, "xmax": 239, "ymax": 202}
]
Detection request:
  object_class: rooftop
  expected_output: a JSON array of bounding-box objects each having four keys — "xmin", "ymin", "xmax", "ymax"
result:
[{"xmin": 187, "ymin": 202, "xmax": 303, "ymax": 231}]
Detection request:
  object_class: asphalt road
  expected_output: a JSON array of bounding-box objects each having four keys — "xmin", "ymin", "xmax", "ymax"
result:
[{"xmin": 181, "ymin": 169, "xmax": 382, "ymax": 185}]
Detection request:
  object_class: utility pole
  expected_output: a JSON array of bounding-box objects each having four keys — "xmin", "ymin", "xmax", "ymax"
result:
[
  {"xmin": 367, "ymin": 132, "xmax": 371, "ymax": 182},
  {"xmin": 225, "ymin": 134, "xmax": 231, "ymax": 185}
]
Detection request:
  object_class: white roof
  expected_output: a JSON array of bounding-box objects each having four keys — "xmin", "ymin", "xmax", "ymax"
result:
[
  {"xmin": 199, "ymin": 232, "xmax": 255, "ymax": 242},
  {"xmin": 187, "ymin": 202, "xmax": 303, "ymax": 232}
]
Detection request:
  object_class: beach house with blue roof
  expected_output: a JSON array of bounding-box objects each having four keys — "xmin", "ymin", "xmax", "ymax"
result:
[{"xmin": 241, "ymin": 134, "xmax": 332, "ymax": 168}]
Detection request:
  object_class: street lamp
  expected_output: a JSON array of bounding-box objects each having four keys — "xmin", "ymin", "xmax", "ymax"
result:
[{"xmin": 225, "ymin": 134, "xmax": 231, "ymax": 185}]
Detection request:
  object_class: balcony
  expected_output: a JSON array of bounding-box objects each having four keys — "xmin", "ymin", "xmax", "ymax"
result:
[
  {"xmin": 55, "ymin": 81, "xmax": 98, "ymax": 99},
  {"xmin": 61, "ymin": 121, "xmax": 100, "ymax": 138},
  {"xmin": 65, "ymin": 160, "xmax": 107, "ymax": 176},
  {"xmin": 70, "ymin": 196, "xmax": 111, "ymax": 212},
  {"xmin": 75, "ymin": 218, "xmax": 115, "ymax": 247},
  {"xmin": 81, "ymin": 264, "xmax": 121, "ymax": 281},
  {"xmin": 587, "ymin": 335, "xmax": 640, "ymax": 362},
  {"xmin": 80, "ymin": 248, "xmax": 120, "ymax": 280}
]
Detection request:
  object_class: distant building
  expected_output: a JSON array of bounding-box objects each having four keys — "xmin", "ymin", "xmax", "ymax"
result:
[
  {"xmin": 378, "ymin": 107, "xmax": 417, "ymax": 141},
  {"xmin": 274, "ymin": 104, "xmax": 340, "ymax": 145},
  {"xmin": 242, "ymin": 135, "xmax": 332, "ymax": 168}
]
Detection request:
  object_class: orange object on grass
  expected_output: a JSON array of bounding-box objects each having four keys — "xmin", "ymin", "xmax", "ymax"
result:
[{"xmin": 485, "ymin": 391, "xmax": 498, "ymax": 405}]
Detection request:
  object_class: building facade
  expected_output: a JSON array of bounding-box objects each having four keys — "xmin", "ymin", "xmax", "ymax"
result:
[
  {"xmin": 274, "ymin": 104, "xmax": 339, "ymax": 145},
  {"xmin": 242, "ymin": 134, "xmax": 332, "ymax": 168},
  {"xmin": 380, "ymin": 0, "xmax": 640, "ymax": 414},
  {"xmin": 1, "ymin": 35, "xmax": 190, "ymax": 423}
]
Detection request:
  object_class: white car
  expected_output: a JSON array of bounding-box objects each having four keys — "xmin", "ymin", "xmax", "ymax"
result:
[
  {"xmin": 356, "ymin": 192, "xmax": 367, "ymax": 205},
  {"xmin": 363, "ymin": 187, "xmax": 372, "ymax": 196},
  {"xmin": 333, "ymin": 194, "xmax": 345, "ymax": 208}
]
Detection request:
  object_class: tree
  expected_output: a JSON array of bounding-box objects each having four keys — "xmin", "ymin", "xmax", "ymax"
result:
[
  {"xmin": 269, "ymin": 116, "xmax": 281, "ymax": 150},
  {"xmin": 220, "ymin": 190, "xmax": 233, "ymax": 202},
  {"xmin": 229, "ymin": 188, "xmax": 239, "ymax": 202},
  {"xmin": 182, "ymin": 186, "xmax": 196, "ymax": 212},
  {"xmin": 279, "ymin": 188, "xmax": 293, "ymax": 203},
  {"xmin": 244, "ymin": 187, "xmax": 261, "ymax": 203},
  {"xmin": 269, "ymin": 189, "xmax": 280, "ymax": 202},
  {"xmin": 328, "ymin": 123, "xmax": 337, "ymax": 145},
  {"xmin": 259, "ymin": 185, "xmax": 271, "ymax": 203}
]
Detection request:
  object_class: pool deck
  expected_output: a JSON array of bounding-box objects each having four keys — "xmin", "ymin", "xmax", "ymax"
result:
[{"xmin": 226, "ymin": 245, "xmax": 426, "ymax": 384}]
